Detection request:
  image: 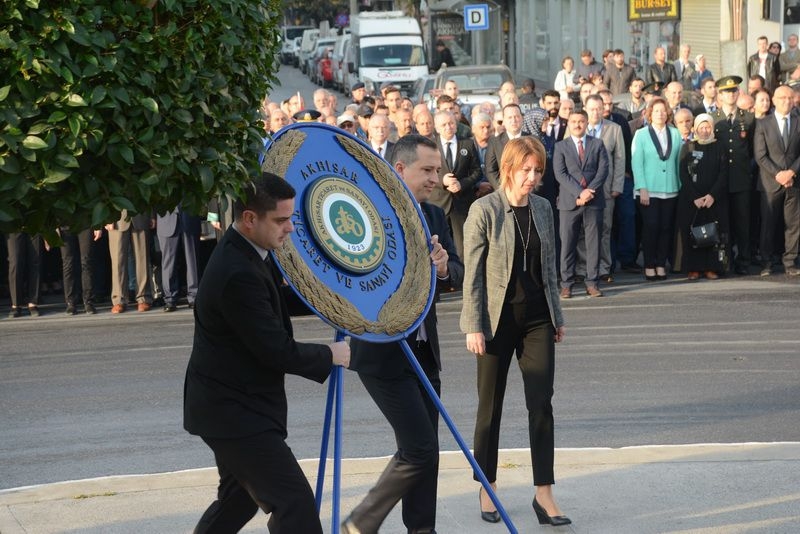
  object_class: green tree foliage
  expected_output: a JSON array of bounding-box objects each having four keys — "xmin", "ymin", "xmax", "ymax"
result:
[{"xmin": 0, "ymin": 0, "xmax": 280, "ymax": 237}]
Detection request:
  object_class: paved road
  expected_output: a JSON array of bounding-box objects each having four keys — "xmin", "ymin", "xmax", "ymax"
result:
[{"xmin": 2, "ymin": 271, "xmax": 799, "ymax": 490}]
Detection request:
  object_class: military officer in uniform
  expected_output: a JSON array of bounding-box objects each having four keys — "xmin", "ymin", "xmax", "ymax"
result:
[{"xmin": 710, "ymin": 76, "xmax": 756, "ymax": 275}]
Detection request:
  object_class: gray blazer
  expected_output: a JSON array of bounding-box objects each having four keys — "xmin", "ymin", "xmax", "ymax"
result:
[{"xmin": 460, "ymin": 190, "xmax": 564, "ymax": 340}]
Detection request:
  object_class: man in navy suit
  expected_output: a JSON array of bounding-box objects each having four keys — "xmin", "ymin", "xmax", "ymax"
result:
[
  {"xmin": 753, "ymin": 85, "xmax": 800, "ymax": 276},
  {"xmin": 342, "ymin": 135, "xmax": 463, "ymax": 534},
  {"xmin": 553, "ymin": 110, "xmax": 610, "ymax": 297},
  {"xmin": 184, "ymin": 172, "xmax": 350, "ymax": 533}
]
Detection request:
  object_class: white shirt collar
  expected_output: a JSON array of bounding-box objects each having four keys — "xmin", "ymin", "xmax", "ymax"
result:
[{"xmin": 232, "ymin": 223, "xmax": 269, "ymax": 261}]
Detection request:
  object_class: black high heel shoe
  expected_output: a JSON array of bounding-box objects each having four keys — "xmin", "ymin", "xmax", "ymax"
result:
[
  {"xmin": 532, "ymin": 497, "xmax": 571, "ymax": 526},
  {"xmin": 479, "ymin": 488, "xmax": 501, "ymax": 523}
]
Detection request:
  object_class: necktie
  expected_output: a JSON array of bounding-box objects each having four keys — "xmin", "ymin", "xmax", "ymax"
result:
[
  {"xmin": 578, "ymin": 138, "xmax": 585, "ymax": 163},
  {"xmin": 445, "ymin": 141, "xmax": 453, "ymax": 171},
  {"xmin": 728, "ymin": 113, "xmax": 734, "ymax": 126},
  {"xmin": 782, "ymin": 116, "xmax": 790, "ymax": 149},
  {"xmin": 378, "ymin": 146, "xmax": 383, "ymax": 156}
]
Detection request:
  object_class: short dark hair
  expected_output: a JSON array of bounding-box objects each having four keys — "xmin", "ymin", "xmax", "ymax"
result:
[
  {"xmin": 522, "ymin": 78, "xmax": 535, "ymax": 90},
  {"xmin": 390, "ymin": 134, "xmax": 438, "ymax": 166},
  {"xmin": 542, "ymin": 89, "xmax": 560, "ymax": 100},
  {"xmin": 233, "ymin": 172, "xmax": 295, "ymax": 220},
  {"xmin": 569, "ymin": 109, "xmax": 589, "ymax": 120}
]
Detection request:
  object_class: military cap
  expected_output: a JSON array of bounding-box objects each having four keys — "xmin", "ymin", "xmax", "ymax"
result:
[
  {"xmin": 716, "ymin": 75, "xmax": 743, "ymax": 92},
  {"xmin": 642, "ymin": 81, "xmax": 663, "ymax": 95},
  {"xmin": 292, "ymin": 109, "xmax": 322, "ymax": 122},
  {"xmin": 351, "ymin": 82, "xmax": 365, "ymax": 91}
]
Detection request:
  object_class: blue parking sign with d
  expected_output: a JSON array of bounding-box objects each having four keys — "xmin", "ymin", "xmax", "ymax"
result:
[{"xmin": 464, "ymin": 4, "xmax": 489, "ymax": 31}]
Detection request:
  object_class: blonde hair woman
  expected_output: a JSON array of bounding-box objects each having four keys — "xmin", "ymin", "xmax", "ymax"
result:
[{"xmin": 461, "ymin": 137, "xmax": 570, "ymax": 526}]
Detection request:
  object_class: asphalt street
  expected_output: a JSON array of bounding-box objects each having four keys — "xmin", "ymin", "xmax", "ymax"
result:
[{"xmin": 1, "ymin": 271, "xmax": 799, "ymax": 491}]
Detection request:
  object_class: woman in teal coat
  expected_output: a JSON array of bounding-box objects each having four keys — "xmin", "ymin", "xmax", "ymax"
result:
[{"xmin": 631, "ymin": 97, "xmax": 682, "ymax": 280}]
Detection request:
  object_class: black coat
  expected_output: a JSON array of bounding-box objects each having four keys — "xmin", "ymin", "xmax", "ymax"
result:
[
  {"xmin": 184, "ymin": 227, "xmax": 332, "ymax": 439},
  {"xmin": 674, "ymin": 141, "xmax": 729, "ymax": 272}
]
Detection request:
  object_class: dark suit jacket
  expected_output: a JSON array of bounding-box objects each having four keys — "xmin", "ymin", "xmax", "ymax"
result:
[
  {"xmin": 553, "ymin": 135, "xmax": 610, "ymax": 211},
  {"xmin": 429, "ymin": 135, "xmax": 482, "ymax": 216},
  {"xmin": 183, "ymin": 227, "xmax": 332, "ymax": 439},
  {"xmin": 350, "ymin": 202, "xmax": 464, "ymax": 378},
  {"xmin": 753, "ymin": 113, "xmax": 800, "ymax": 194},
  {"xmin": 484, "ymin": 132, "xmax": 532, "ymax": 189},
  {"xmin": 372, "ymin": 141, "xmax": 396, "ymax": 162}
]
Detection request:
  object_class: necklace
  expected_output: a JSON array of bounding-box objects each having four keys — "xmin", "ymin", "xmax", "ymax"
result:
[{"xmin": 511, "ymin": 204, "xmax": 533, "ymax": 272}]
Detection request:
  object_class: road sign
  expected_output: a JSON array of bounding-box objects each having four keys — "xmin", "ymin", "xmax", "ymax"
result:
[{"xmin": 464, "ymin": 4, "xmax": 489, "ymax": 31}]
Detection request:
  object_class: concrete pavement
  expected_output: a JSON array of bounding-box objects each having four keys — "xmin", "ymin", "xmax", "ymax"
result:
[{"xmin": 1, "ymin": 443, "xmax": 798, "ymax": 533}]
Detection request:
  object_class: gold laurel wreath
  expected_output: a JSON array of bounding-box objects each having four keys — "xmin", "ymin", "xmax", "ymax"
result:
[{"xmin": 262, "ymin": 129, "xmax": 431, "ymax": 336}]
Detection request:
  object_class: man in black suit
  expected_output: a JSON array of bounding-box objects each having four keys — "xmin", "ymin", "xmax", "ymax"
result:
[
  {"xmin": 553, "ymin": 110, "xmax": 610, "ymax": 298},
  {"xmin": 753, "ymin": 85, "xmax": 800, "ymax": 276},
  {"xmin": 485, "ymin": 103, "xmax": 528, "ymax": 189},
  {"xmin": 430, "ymin": 110, "xmax": 482, "ymax": 259},
  {"xmin": 539, "ymin": 90, "xmax": 569, "ymax": 210},
  {"xmin": 184, "ymin": 172, "xmax": 351, "ymax": 533},
  {"xmin": 342, "ymin": 135, "xmax": 463, "ymax": 534}
]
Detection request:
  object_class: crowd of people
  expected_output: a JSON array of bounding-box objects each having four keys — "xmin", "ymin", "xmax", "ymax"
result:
[
  {"xmin": 261, "ymin": 36, "xmax": 800, "ymax": 294},
  {"xmin": 6, "ymin": 32, "xmax": 800, "ymax": 534}
]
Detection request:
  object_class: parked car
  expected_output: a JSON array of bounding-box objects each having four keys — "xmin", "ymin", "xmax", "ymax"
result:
[
  {"xmin": 432, "ymin": 64, "xmax": 512, "ymax": 111},
  {"xmin": 411, "ymin": 74, "xmax": 437, "ymax": 107},
  {"xmin": 307, "ymin": 37, "xmax": 337, "ymax": 83},
  {"xmin": 331, "ymin": 33, "xmax": 351, "ymax": 92},
  {"xmin": 280, "ymin": 25, "xmax": 314, "ymax": 64}
]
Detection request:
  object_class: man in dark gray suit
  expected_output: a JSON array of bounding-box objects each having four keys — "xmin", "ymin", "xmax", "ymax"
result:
[
  {"xmin": 157, "ymin": 207, "xmax": 202, "ymax": 311},
  {"xmin": 753, "ymin": 85, "xmax": 800, "ymax": 276},
  {"xmin": 342, "ymin": 135, "xmax": 463, "ymax": 534},
  {"xmin": 553, "ymin": 110, "xmax": 610, "ymax": 297}
]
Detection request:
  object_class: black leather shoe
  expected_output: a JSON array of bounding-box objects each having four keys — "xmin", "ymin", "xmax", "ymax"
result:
[
  {"xmin": 760, "ymin": 266, "xmax": 772, "ymax": 277},
  {"xmin": 8, "ymin": 307, "xmax": 21, "ymax": 318},
  {"xmin": 479, "ymin": 488, "xmax": 501, "ymax": 523},
  {"xmin": 28, "ymin": 306, "xmax": 40, "ymax": 317},
  {"xmin": 163, "ymin": 304, "xmax": 177, "ymax": 312},
  {"xmin": 65, "ymin": 305, "xmax": 77, "ymax": 315},
  {"xmin": 786, "ymin": 266, "xmax": 800, "ymax": 276},
  {"xmin": 85, "ymin": 303, "xmax": 97, "ymax": 315},
  {"xmin": 532, "ymin": 497, "xmax": 571, "ymax": 526},
  {"xmin": 734, "ymin": 265, "xmax": 749, "ymax": 275}
]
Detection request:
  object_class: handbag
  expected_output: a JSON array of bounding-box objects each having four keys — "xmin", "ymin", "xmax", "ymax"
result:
[{"xmin": 689, "ymin": 210, "xmax": 720, "ymax": 249}]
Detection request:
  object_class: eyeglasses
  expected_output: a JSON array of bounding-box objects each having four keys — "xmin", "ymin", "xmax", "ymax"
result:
[{"xmin": 340, "ymin": 122, "xmax": 354, "ymax": 128}]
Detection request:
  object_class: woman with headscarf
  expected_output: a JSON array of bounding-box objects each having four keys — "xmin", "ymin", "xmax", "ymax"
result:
[{"xmin": 673, "ymin": 113, "xmax": 729, "ymax": 279}]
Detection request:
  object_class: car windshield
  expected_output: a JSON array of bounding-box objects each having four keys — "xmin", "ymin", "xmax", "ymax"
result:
[
  {"xmin": 360, "ymin": 44, "xmax": 426, "ymax": 67},
  {"xmin": 285, "ymin": 27, "xmax": 312, "ymax": 40},
  {"xmin": 445, "ymin": 72, "xmax": 507, "ymax": 92}
]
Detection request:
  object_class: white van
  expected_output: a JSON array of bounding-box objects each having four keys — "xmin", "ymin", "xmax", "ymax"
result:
[
  {"xmin": 348, "ymin": 11, "xmax": 428, "ymax": 96},
  {"xmin": 280, "ymin": 25, "xmax": 314, "ymax": 64},
  {"xmin": 299, "ymin": 28, "xmax": 320, "ymax": 74},
  {"xmin": 332, "ymin": 33, "xmax": 351, "ymax": 92}
]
